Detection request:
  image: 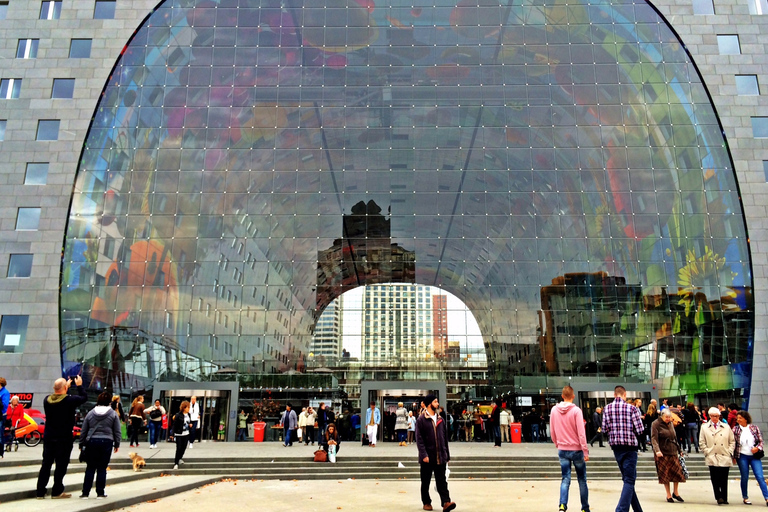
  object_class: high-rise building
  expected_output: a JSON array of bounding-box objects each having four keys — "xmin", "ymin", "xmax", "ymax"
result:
[
  {"xmin": 362, "ymin": 284, "xmax": 434, "ymax": 362},
  {"xmin": 310, "ymin": 295, "xmax": 343, "ymax": 359},
  {"xmin": 433, "ymin": 295, "xmax": 448, "ymax": 358}
]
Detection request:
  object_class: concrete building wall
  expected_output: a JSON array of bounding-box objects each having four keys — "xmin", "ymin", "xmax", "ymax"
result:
[{"xmin": 0, "ymin": 0, "xmax": 765, "ymax": 415}]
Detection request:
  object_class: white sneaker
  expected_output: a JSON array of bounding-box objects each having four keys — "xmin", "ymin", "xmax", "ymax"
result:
[
  {"xmin": 179, "ymin": 459, "xmax": 184, "ymax": 464},
  {"xmin": 188, "ymin": 443, "xmax": 193, "ymax": 449},
  {"xmin": 173, "ymin": 464, "xmax": 178, "ymax": 470}
]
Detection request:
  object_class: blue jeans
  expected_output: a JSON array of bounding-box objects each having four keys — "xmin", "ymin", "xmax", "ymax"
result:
[
  {"xmin": 284, "ymin": 427, "xmax": 292, "ymax": 446},
  {"xmin": 532, "ymin": 424, "xmax": 540, "ymax": 442},
  {"xmin": 737, "ymin": 454, "xmax": 768, "ymax": 500},
  {"xmin": 237, "ymin": 427, "xmax": 247, "ymax": 441},
  {"xmin": 81, "ymin": 438, "xmax": 113, "ymax": 497},
  {"xmin": 614, "ymin": 449, "xmax": 642, "ymax": 512},
  {"xmin": 559, "ymin": 450, "xmax": 590, "ymax": 511},
  {"xmin": 148, "ymin": 421, "xmax": 160, "ymax": 445}
]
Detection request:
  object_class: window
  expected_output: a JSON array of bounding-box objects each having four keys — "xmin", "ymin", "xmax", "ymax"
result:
[
  {"xmin": 51, "ymin": 78, "xmax": 75, "ymax": 99},
  {"xmin": 0, "ymin": 1, "xmax": 8, "ymax": 20},
  {"xmin": 69, "ymin": 39, "xmax": 92, "ymax": 58},
  {"xmin": 24, "ymin": 163, "xmax": 49, "ymax": 185},
  {"xmin": 16, "ymin": 208, "xmax": 41, "ymax": 230},
  {"xmin": 752, "ymin": 117, "xmax": 768, "ymax": 137},
  {"xmin": 749, "ymin": 0, "xmax": 768, "ymax": 14},
  {"xmin": 692, "ymin": 0, "xmax": 715, "ymax": 13},
  {"xmin": 36, "ymin": 120, "xmax": 60, "ymax": 140},
  {"xmin": 7, "ymin": 254, "xmax": 33, "ymax": 278},
  {"xmin": 16, "ymin": 39, "xmax": 40, "ymax": 59},
  {"xmin": 0, "ymin": 79, "xmax": 21, "ymax": 99},
  {"xmin": 763, "ymin": 161, "xmax": 768, "ymax": 182},
  {"xmin": 94, "ymin": 0, "xmax": 116, "ymax": 19},
  {"xmin": 717, "ymin": 35, "xmax": 741, "ymax": 55},
  {"xmin": 0, "ymin": 315, "xmax": 29, "ymax": 353},
  {"xmin": 735, "ymin": 75, "xmax": 759, "ymax": 95},
  {"xmin": 40, "ymin": 1, "xmax": 61, "ymax": 19},
  {"xmin": 0, "ymin": 120, "xmax": 5, "ymax": 141}
]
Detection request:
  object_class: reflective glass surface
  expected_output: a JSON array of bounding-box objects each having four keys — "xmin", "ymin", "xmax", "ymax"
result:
[{"xmin": 62, "ymin": 0, "xmax": 753, "ymax": 400}]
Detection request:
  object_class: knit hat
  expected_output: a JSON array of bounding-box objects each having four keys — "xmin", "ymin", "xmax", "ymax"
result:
[{"xmin": 424, "ymin": 394, "xmax": 437, "ymax": 406}]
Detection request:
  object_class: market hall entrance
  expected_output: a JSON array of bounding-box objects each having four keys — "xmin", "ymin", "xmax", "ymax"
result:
[
  {"xmin": 152, "ymin": 382, "xmax": 239, "ymax": 442},
  {"xmin": 360, "ymin": 380, "xmax": 447, "ymax": 444}
]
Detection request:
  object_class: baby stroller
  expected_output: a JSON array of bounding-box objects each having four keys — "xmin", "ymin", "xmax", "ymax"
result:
[{"xmin": 4, "ymin": 413, "xmax": 41, "ymax": 450}]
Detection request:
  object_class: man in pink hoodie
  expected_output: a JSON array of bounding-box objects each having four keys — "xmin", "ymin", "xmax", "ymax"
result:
[{"xmin": 550, "ymin": 385, "xmax": 590, "ymax": 512}]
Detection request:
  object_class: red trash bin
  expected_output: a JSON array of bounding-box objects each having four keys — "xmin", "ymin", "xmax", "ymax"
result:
[
  {"xmin": 253, "ymin": 421, "xmax": 266, "ymax": 442},
  {"xmin": 510, "ymin": 422, "xmax": 522, "ymax": 443}
]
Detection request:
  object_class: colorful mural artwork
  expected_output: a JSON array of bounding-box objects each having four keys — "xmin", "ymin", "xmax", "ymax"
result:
[{"xmin": 61, "ymin": 0, "xmax": 752, "ymax": 403}]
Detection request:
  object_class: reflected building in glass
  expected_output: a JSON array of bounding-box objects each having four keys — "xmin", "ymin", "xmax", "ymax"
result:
[{"xmin": 0, "ymin": 0, "xmax": 762, "ymax": 418}]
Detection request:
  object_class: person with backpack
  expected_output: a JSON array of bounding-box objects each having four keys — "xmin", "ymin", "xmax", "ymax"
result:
[
  {"xmin": 172, "ymin": 401, "xmax": 191, "ymax": 470},
  {"xmin": 79, "ymin": 392, "xmax": 120, "ymax": 500},
  {"xmin": 143, "ymin": 399, "xmax": 166, "ymax": 449}
]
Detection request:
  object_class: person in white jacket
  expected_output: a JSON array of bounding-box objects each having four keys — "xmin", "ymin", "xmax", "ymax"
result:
[
  {"xmin": 549, "ymin": 385, "xmax": 590, "ymax": 512},
  {"xmin": 298, "ymin": 407, "xmax": 308, "ymax": 443},
  {"xmin": 500, "ymin": 408, "xmax": 512, "ymax": 443}
]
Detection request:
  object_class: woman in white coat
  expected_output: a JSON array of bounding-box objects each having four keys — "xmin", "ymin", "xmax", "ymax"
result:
[{"xmin": 699, "ymin": 407, "xmax": 735, "ymax": 505}]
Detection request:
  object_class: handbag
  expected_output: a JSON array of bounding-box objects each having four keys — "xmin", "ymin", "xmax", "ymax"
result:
[
  {"xmin": 313, "ymin": 449, "xmax": 327, "ymax": 462},
  {"xmin": 754, "ymin": 449, "xmax": 765, "ymax": 460},
  {"xmin": 678, "ymin": 453, "xmax": 689, "ymax": 479}
]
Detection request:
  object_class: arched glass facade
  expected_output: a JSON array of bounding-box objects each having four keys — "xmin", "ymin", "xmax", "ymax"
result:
[{"xmin": 61, "ymin": 0, "xmax": 753, "ymax": 401}]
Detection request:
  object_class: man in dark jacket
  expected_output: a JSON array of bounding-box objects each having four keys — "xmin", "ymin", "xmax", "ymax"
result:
[
  {"xmin": 36, "ymin": 375, "xmax": 88, "ymax": 499},
  {"xmin": 316, "ymin": 402, "xmax": 328, "ymax": 444},
  {"xmin": 415, "ymin": 394, "xmax": 456, "ymax": 512},
  {"xmin": 589, "ymin": 407, "xmax": 604, "ymax": 447}
]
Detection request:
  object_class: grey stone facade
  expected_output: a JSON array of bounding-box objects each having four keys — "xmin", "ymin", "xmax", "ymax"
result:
[{"xmin": 0, "ymin": 0, "xmax": 766, "ymax": 415}]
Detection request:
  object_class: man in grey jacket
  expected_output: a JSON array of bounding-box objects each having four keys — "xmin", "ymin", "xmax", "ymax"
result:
[{"xmin": 280, "ymin": 404, "xmax": 298, "ymax": 447}]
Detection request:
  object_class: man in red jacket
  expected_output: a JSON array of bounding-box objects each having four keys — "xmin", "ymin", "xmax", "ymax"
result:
[{"xmin": 415, "ymin": 394, "xmax": 456, "ymax": 512}]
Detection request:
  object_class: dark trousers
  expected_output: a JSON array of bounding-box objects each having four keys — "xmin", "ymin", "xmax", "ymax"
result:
[
  {"xmin": 188, "ymin": 421, "xmax": 197, "ymax": 444},
  {"xmin": 129, "ymin": 417, "xmax": 142, "ymax": 445},
  {"xmin": 0, "ymin": 413, "xmax": 5, "ymax": 457},
  {"xmin": 420, "ymin": 462, "xmax": 450, "ymax": 506},
  {"xmin": 614, "ymin": 449, "xmax": 642, "ymax": 512},
  {"xmin": 36, "ymin": 440, "xmax": 73, "ymax": 497},
  {"xmin": 590, "ymin": 431, "xmax": 604, "ymax": 446},
  {"xmin": 82, "ymin": 438, "xmax": 113, "ymax": 497},
  {"xmin": 304, "ymin": 425, "xmax": 315, "ymax": 444},
  {"xmin": 493, "ymin": 425, "xmax": 501, "ymax": 446},
  {"xmin": 709, "ymin": 466, "xmax": 730, "ymax": 503},
  {"xmin": 174, "ymin": 435, "xmax": 188, "ymax": 465}
]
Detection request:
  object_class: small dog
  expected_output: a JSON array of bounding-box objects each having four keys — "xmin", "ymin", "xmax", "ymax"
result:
[{"xmin": 128, "ymin": 452, "xmax": 146, "ymax": 472}]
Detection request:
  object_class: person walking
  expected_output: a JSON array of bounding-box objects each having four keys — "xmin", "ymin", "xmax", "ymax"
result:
[
  {"xmin": 237, "ymin": 410, "xmax": 248, "ymax": 441},
  {"xmin": 395, "ymin": 402, "xmax": 409, "ymax": 446},
  {"xmin": 651, "ymin": 409, "xmax": 686, "ymax": 503},
  {"xmin": 5, "ymin": 395, "xmax": 24, "ymax": 452},
  {"xmin": 415, "ymin": 394, "xmax": 456, "ymax": 512},
  {"xmin": 500, "ymin": 407, "xmax": 511, "ymax": 443},
  {"xmin": 602, "ymin": 385, "xmax": 645, "ymax": 512},
  {"xmin": 36, "ymin": 375, "xmax": 88, "ymax": 499},
  {"xmin": 490, "ymin": 399, "xmax": 502, "ymax": 447},
  {"xmin": 407, "ymin": 410, "xmax": 417, "ymax": 444},
  {"xmin": 79, "ymin": 392, "xmax": 120, "ymax": 500},
  {"xmin": 365, "ymin": 401, "xmax": 380, "ymax": 447},
  {"xmin": 0, "ymin": 377, "xmax": 9, "ymax": 459},
  {"xmin": 298, "ymin": 407, "xmax": 308, "ymax": 444},
  {"xmin": 172, "ymin": 401, "xmax": 191, "ymax": 470},
  {"xmin": 109, "ymin": 395, "xmax": 126, "ymax": 440},
  {"xmin": 682, "ymin": 403, "xmax": 699, "ymax": 454},
  {"xmin": 305, "ymin": 406, "xmax": 317, "ymax": 445},
  {"xmin": 143, "ymin": 399, "xmax": 165, "ymax": 448},
  {"xmin": 634, "ymin": 399, "xmax": 648, "ymax": 452},
  {"xmin": 188, "ymin": 396, "xmax": 200, "ymax": 447},
  {"xmin": 550, "ymin": 385, "xmax": 590, "ymax": 512},
  {"xmin": 699, "ymin": 407, "xmax": 735, "ymax": 505},
  {"xmin": 127, "ymin": 395, "xmax": 145, "ymax": 447},
  {"xmin": 732, "ymin": 410, "xmax": 768, "ymax": 505},
  {"xmin": 280, "ymin": 403, "xmax": 297, "ymax": 447},
  {"xmin": 316, "ymin": 402, "xmax": 329, "ymax": 444},
  {"xmin": 589, "ymin": 407, "xmax": 604, "ymax": 448}
]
